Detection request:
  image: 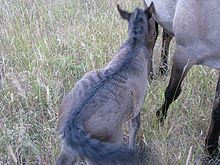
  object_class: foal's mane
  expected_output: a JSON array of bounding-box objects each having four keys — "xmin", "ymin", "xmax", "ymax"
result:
[{"xmin": 129, "ymin": 8, "xmax": 148, "ymax": 41}]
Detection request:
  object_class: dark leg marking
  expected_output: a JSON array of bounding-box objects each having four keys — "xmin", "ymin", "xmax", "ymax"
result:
[
  {"xmin": 156, "ymin": 58, "xmax": 192, "ymax": 124},
  {"xmin": 159, "ymin": 29, "xmax": 173, "ymax": 76},
  {"xmin": 205, "ymin": 74, "xmax": 220, "ymax": 157}
]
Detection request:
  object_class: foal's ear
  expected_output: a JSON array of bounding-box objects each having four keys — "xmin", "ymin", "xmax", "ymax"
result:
[
  {"xmin": 145, "ymin": 2, "xmax": 155, "ymax": 19},
  {"xmin": 117, "ymin": 4, "xmax": 130, "ymax": 20}
]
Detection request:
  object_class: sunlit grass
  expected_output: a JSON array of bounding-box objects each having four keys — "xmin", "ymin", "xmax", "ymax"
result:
[{"xmin": 0, "ymin": 0, "xmax": 218, "ymax": 164}]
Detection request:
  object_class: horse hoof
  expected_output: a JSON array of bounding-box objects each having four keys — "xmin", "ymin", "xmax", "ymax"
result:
[
  {"xmin": 156, "ymin": 109, "xmax": 164, "ymax": 125},
  {"xmin": 206, "ymin": 148, "xmax": 220, "ymax": 158},
  {"xmin": 149, "ymin": 72, "xmax": 156, "ymax": 80},
  {"xmin": 159, "ymin": 67, "xmax": 168, "ymax": 76},
  {"xmin": 202, "ymin": 156, "xmax": 220, "ymax": 165},
  {"xmin": 156, "ymin": 109, "xmax": 160, "ymax": 118},
  {"xmin": 204, "ymin": 142, "xmax": 220, "ymax": 158}
]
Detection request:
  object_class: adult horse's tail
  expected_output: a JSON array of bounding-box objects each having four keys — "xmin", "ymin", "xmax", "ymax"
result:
[{"xmin": 59, "ymin": 112, "xmax": 136, "ymax": 164}]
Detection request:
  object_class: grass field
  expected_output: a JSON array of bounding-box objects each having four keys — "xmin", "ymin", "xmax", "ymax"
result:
[{"xmin": 0, "ymin": 0, "xmax": 219, "ymax": 164}]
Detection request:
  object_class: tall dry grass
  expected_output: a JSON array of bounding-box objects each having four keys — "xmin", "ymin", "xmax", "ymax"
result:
[{"xmin": 0, "ymin": 0, "xmax": 218, "ymax": 164}]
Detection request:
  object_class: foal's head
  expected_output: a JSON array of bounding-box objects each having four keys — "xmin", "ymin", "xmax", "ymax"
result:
[{"xmin": 117, "ymin": 3, "xmax": 157, "ymax": 49}]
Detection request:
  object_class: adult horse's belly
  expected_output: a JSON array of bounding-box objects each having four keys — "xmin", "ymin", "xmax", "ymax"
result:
[
  {"xmin": 203, "ymin": 58, "xmax": 220, "ymax": 70},
  {"xmin": 145, "ymin": 0, "xmax": 177, "ymax": 35},
  {"xmin": 173, "ymin": 0, "xmax": 220, "ymax": 69}
]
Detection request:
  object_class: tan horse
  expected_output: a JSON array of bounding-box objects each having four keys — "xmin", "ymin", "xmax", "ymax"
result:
[{"xmin": 56, "ymin": 3, "xmax": 157, "ymax": 165}]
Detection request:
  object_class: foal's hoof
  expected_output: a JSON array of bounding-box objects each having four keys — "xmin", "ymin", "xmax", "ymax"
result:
[
  {"xmin": 159, "ymin": 66, "xmax": 168, "ymax": 76},
  {"xmin": 156, "ymin": 109, "xmax": 165, "ymax": 125},
  {"xmin": 202, "ymin": 156, "xmax": 220, "ymax": 165},
  {"xmin": 204, "ymin": 139, "xmax": 220, "ymax": 158},
  {"xmin": 205, "ymin": 146, "xmax": 220, "ymax": 159},
  {"xmin": 149, "ymin": 72, "xmax": 156, "ymax": 80}
]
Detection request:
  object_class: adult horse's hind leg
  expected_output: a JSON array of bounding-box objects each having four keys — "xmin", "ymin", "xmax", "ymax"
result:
[
  {"xmin": 205, "ymin": 74, "xmax": 220, "ymax": 157},
  {"xmin": 129, "ymin": 113, "xmax": 141, "ymax": 149},
  {"xmin": 159, "ymin": 29, "xmax": 173, "ymax": 76},
  {"xmin": 156, "ymin": 47, "xmax": 193, "ymax": 124}
]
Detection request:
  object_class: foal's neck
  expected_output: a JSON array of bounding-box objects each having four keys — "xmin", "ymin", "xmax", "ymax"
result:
[
  {"xmin": 127, "ymin": 33, "xmax": 146, "ymax": 46},
  {"xmin": 128, "ymin": 25, "xmax": 147, "ymax": 45}
]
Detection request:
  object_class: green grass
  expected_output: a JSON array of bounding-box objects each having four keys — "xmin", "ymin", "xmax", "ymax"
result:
[{"xmin": 0, "ymin": 0, "xmax": 218, "ymax": 164}]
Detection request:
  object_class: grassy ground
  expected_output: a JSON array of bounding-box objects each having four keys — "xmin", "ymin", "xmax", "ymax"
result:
[{"xmin": 0, "ymin": 0, "xmax": 219, "ymax": 164}]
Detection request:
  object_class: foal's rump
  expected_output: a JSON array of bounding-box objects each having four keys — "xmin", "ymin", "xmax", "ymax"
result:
[
  {"xmin": 77, "ymin": 68, "xmax": 136, "ymax": 132},
  {"xmin": 58, "ymin": 69, "xmax": 137, "ymax": 163},
  {"xmin": 83, "ymin": 81, "xmax": 135, "ymax": 141}
]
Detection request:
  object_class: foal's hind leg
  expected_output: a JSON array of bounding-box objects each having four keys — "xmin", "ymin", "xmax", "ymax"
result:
[
  {"xmin": 129, "ymin": 113, "xmax": 141, "ymax": 149},
  {"xmin": 56, "ymin": 149, "xmax": 77, "ymax": 165},
  {"xmin": 205, "ymin": 74, "xmax": 220, "ymax": 157},
  {"xmin": 159, "ymin": 29, "xmax": 173, "ymax": 76},
  {"xmin": 156, "ymin": 47, "xmax": 193, "ymax": 124}
]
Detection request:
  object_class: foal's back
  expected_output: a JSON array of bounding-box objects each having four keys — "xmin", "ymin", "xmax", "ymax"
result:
[{"xmin": 59, "ymin": 40, "xmax": 149, "ymax": 142}]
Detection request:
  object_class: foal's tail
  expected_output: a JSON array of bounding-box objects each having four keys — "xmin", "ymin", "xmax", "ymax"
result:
[{"xmin": 59, "ymin": 114, "xmax": 136, "ymax": 164}]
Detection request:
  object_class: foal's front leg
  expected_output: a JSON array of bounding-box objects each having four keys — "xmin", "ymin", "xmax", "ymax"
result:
[
  {"xmin": 129, "ymin": 113, "xmax": 141, "ymax": 149},
  {"xmin": 205, "ymin": 74, "xmax": 220, "ymax": 157}
]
